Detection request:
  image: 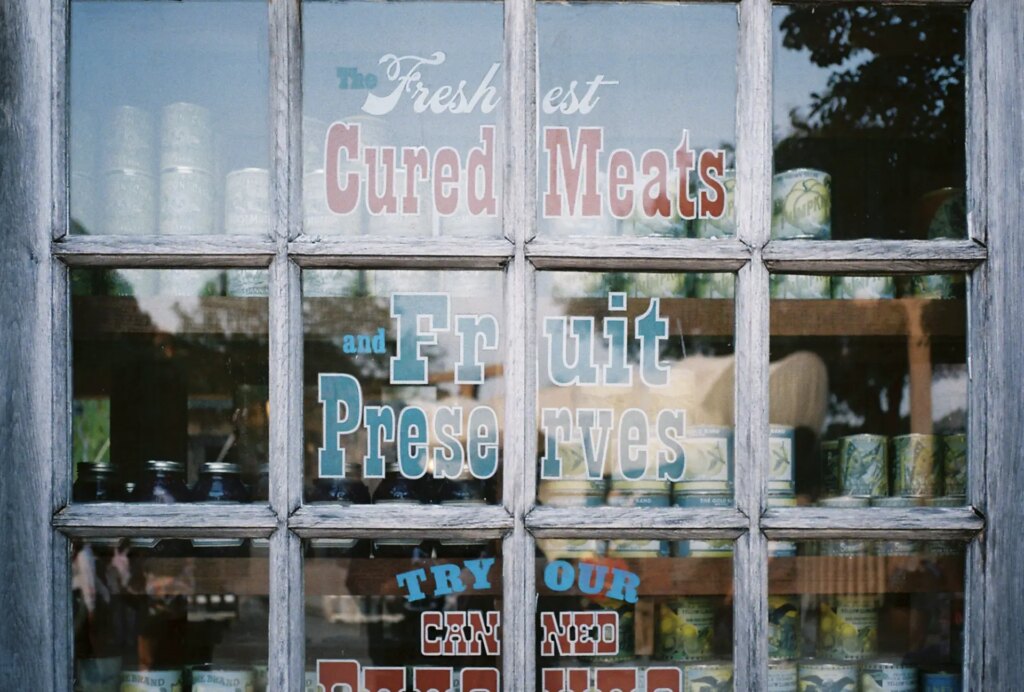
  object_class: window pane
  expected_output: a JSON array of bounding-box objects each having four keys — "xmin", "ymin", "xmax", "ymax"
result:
[
  {"xmin": 303, "ymin": 270, "xmax": 505, "ymax": 504},
  {"xmin": 71, "ymin": 268, "xmax": 270, "ymax": 502},
  {"xmin": 302, "ymin": 1, "xmax": 503, "ymax": 238},
  {"xmin": 769, "ymin": 540, "xmax": 966, "ymax": 690},
  {"xmin": 536, "ymin": 272, "xmax": 736, "ymax": 508},
  {"xmin": 72, "ymin": 538, "xmax": 269, "ymax": 690},
  {"xmin": 537, "ymin": 3, "xmax": 738, "ymax": 238},
  {"xmin": 305, "ymin": 538, "xmax": 501, "ymax": 691},
  {"xmin": 768, "ymin": 274, "xmax": 967, "ymax": 507},
  {"xmin": 70, "ymin": 1, "xmax": 270, "ymax": 236},
  {"xmin": 537, "ymin": 548, "xmax": 735, "ymax": 690},
  {"xmin": 773, "ymin": 5, "xmax": 967, "ymax": 240}
]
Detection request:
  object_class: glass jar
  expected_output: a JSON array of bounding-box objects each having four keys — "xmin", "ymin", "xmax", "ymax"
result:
[
  {"xmin": 130, "ymin": 460, "xmax": 189, "ymax": 503},
  {"xmin": 372, "ymin": 461, "xmax": 430, "ymax": 558},
  {"xmin": 72, "ymin": 461, "xmax": 122, "ymax": 502},
  {"xmin": 307, "ymin": 462, "xmax": 371, "ymax": 558},
  {"xmin": 192, "ymin": 462, "xmax": 251, "ymax": 502}
]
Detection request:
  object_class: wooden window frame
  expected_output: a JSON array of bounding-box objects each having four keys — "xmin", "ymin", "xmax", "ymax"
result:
[{"xmin": 1, "ymin": 0, "xmax": 1020, "ymax": 689}]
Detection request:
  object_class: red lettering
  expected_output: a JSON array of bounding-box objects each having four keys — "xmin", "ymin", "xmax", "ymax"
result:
[
  {"xmin": 461, "ymin": 668, "xmax": 500, "ymax": 692},
  {"xmin": 673, "ymin": 130, "xmax": 697, "ymax": 220},
  {"xmin": 467, "ymin": 126, "xmax": 496, "ymax": 216},
  {"xmin": 608, "ymin": 150, "xmax": 635, "ymax": 219},
  {"xmin": 640, "ymin": 150, "xmax": 671, "ymax": 218},
  {"xmin": 433, "ymin": 148, "xmax": 461, "ymax": 216},
  {"xmin": 421, "ymin": 611, "xmax": 444, "ymax": 656},
  {"xmin": 646, "ymin": 667, "xmax": 682, "ymax": 692},
  {"xmin": 400, "ymin": 146, "xmax": 430, "ymax": 215},
  {"xmin": 595, "ymin": 667, "xmax": 638, "ymax": 692},
  {"xmin": 317, "ymin": 660, "xmax": 359, "ymax": 692},
  {"xmin": 697, "ymin": 150, "xmax": 726, "ymax": 219},
  {"xmin": 325, "ymin": 123, "xmax": 360, "ymax": 214},
  {"xmin": 542, "ymin": 668, "xmax": 590, "ymax": 692},
  {"xmin": 414, "ymin": 667, "xmax": 454, "ymax": 692},
  {"xmin": 543, "ymin": 126, "xmax": 603, "ymax": 217}
]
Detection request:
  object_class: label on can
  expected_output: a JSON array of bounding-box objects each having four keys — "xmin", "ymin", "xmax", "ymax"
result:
[
  {"xmin": 226, "ymin": 269, "xmax": 268, "ymax": 298},
  {"xmin": 224, "ymin": 168, "xmax": 270, "ymax": 235},
  {"xmin": 768, "ymin": 596, "xmax": 800, "ymax": 660},
  {"xmin": 771, "ymin": 169, "xmax": 831, "ymax": 240},
  {"xmin": 119, "ymin": 669, "xmax": 183, "ymax": 692},
  {"xmin": 912, "ymin": 274, "xmax": 962, "ymax": 300},
  {"xmin": 892, "ymin": 434, "xmax": 941, "ymax": 497},
  {"xmin": 159, "ymin": 167, "xmax": 215, "ymax": 235},
  {"xmin": 767, "ymin": 660, "xmax": 798, "ymax": 691},
  {"xmin": 861, "ymin": 661, "xmax": 918, "ymax": 691},
  {"xmin": 676, "ymin": 427, "xmax": 733, "ymax": 492},
  {"xmin": 160, "ymin": 102, "xmax": 213, "ymax": 171},
  {"xmin": 819, "ymin": 595, "xmax": 879, "ymax": 660},
  {"xmin": 832, "ymin": 276, "xmax": 896, "ymax": 300},
  {"xmin": 682, "ymin": 661, "xmax": 733, "ymax": 691},
  {"xmin": 673, "ymin": 492, "xmax": 732, "ymax": 509},
  {"xmin": 942, "ymin": 434, "xmax": 967, "ymax": 496},
  {"xmin": 820, "ymin": 540, "xmax": 870, "ymax": 557},
  {"xmin": 538, "ymin": 480, "xmax": 606, "ymax": 507},
  {"xmin": 657, "ymin": 597, "xmax": 716, "ymax": 661},
  {"xmin": 769, "ymin": 426, "xmax": 796, "ymax": 492},
  {"xmin": 839, "ymin": 435, "xmax": 889, "ymax": 497},
  {"xmin": 192, "ymin": 669, "xmax": 255, "ymax": 692},
  {"xmin": 798, "ymin": 661, "xmax": 857, "ymax": 691},
  {"xmin": 607, "ymin": 487, "xmax": 671, "ymax": 508},
  {"xmin": 104, "ymin": 169, "xmax": 157, "ymax": 235}
]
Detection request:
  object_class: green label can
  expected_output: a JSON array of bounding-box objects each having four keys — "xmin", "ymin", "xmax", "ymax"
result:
[
  {"xmin": 538, "ymin": 479, "xmax": 607, "ymax": 507},
  {"xmin": 820, "ymin": 440, "xmax": 842, "ymax": 498},
  {"xmin": 607, "ymin": 481, "xmax": 671, "ymax": 508},
  {"xmin": 768, "ymin": 596, "xmax": 801, "ymax": 660},
  {"xmin": 831, "ymin": 276, "xmax": 896, "ymax": 300},
  {"xmin": 798, "ymin": 661, "xmax": 857, "ymax": 691},
  {"xmin": 768, "ymin": 660, "xmax": 798, "ymax": 691},
  {"xmin": 839, "ymin": 435, "xmax": 889, "ymax": 497},
  {"xmin": 861, "ymin": 660, "xmax": 918, "ymax": 691},
  {"xmin": 771, "ymin": 274, "xmax": 832, "ymax": 300},
  {"xmin": 892, "ymin": 434, "xmax": 942, "ymax": 497},
  {"xmin": 676, "ymin": 426, "xmax": 733, "ymax": 492},
  {"xmin": 770, "ymin": 425, "xmax": 796, "ymax": 493},
  {"xmin": 772, "ymin": 169, "xmax": 832, "ymax": 240},
  {"xmin": 658, "ymin": 597, "xmax": 716, "ymax": 661},
  {"xmin": 683, "ymin": 661, "xmax": 734, "ymax": 691},
  {"xmin": 673, "ymin": 491, "xmax": 733, "ymax": 509},
  {"xmin": 819, "ymin": 595, "xmax": 879, "ymax": 661},
  {"xmin": 942, "ymin": 434, "xmax": 967, "ymax": 496}
]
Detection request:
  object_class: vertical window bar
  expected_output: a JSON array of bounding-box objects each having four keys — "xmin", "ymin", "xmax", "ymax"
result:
[
  {"xmin": 733, "ymin": 0, "xmax": 772, "ymax": 688},
  {"xmin": 52, "ymin": 257, "xmax": 72, "ymax": 691},
  {"xmin": 967, "ymin": 0, "xmax": 988, "ymax": 246},
  {"xmin": 53, "ymin": 0, "xmax": 68, "ymax": 241}
]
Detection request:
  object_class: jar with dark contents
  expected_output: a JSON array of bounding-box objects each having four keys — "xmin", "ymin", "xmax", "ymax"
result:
[
  {"xmin": 73, "ymin": 461, "xmax": 123, "ymax": 502},
  {"xmin": 192, "ymin": 462, "xmax": 251, "ymax": 503},
  {"xmin": 254, "ymin": 462, "xmax": 269, "ymax": 502},
  {"xmin": 371, "ymin": 460, "xmax": 431, "ymax": 558},
  {"xmin": 436, "ymin": 467, "xmax": 491, "ymax": 559},
  {"xmin": 307, "ymin": 462, "xmax": 371, "ymax": 558},
  {"xmin": 130, "ymin": 460, "xmax": 189, "ymax": 503}
]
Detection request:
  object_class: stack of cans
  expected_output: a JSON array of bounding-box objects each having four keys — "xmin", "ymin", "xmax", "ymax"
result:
[
  {"xmin": 671, "ymin": 425, "xmax": 734, "ymax": 558},
  {"xmin": 656, "ymin": 597, "xmax": 717, "ymax": 662},
  {"xmin": 768, "ymin": 594, "xmax": 801, "ymax": 685},
  {"xmin": 771, "ymin": 168, "xmax": 831, "ymax": 240},
  {"xmin": 768, "ymin": 425, "xmax": 798, "ymax": 557},
  {"xmin": 103, "ymin": 105, "xmax": 157, "ymax": 236},
  {"xmin": 159, "ymin": 102, "xmax": 216, "ymax": 235}
]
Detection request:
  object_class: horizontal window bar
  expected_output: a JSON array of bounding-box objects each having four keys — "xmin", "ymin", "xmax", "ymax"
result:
[
  {"xmin": 288, "ymin": 237, "xmax": 513, "ymax": 268},
  {"xmin": 289, "ymin": 504, "xmax": 513, "ymax": 538},
  {"xmin": 527, "ymin": 237, "xmax": 751, "ymax": 271},
  {"xmin": 762, "ymin": 506, "xmax": 984, "ymax": 540},
  {"xmin": 763, "ymin": 239, "xmax": 987, "ymax": 273},
  {"xmin": 53, "ymin": 235, "xmax": 277, "ymax": 267},
  {"xmin": 52, "ymin": 503, "xmax": 278, "ymax": 537},
  {"xmin": 527, "ymin": 506, "xmax": 748, "ymax": 539}
]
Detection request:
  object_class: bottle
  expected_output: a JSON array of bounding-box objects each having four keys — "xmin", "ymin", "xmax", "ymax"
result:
[
  {"xmin": 130, "ymin": 460, "xmax": 189, "ymax": 503},
  {"xmin": 307, "ymin": 461, "xmax": 371, "ymax": 558},
  {"xmin": 371, "ymin": 460, "xmax": 430, "ymax": 558},
  {"xmin": 435, "ymin": 466, "xmax": 491, "ymax": 559},
  {"xmin": 73, "ymin": 461, "xmax": 122, "ymax": 502}
]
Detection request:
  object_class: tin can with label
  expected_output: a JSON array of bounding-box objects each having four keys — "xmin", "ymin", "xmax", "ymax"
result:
[
  {"xmin": 768, "ymin": 595, "xmax": 801, "ymax": 660},
  {"xmin": 871, "ymin": 497, "xmax": 919, "ymax": 556},
  {"xmin": 921, "ymin": 671, "xmax": 961, "ymax": 691},
  {"xmin": 770, "ymin": 425, "xmax": 796, "ymax": 494},
  {"xmin": 683, "ymin": 661, "xmax": 733, "ymax": 691},
  {"xmin": 673, "ymin": 491, "xmax": 733, "ymax": 557},
  {"xmin": 119, "ymin": 669, "xmax": 183, "ymax": 692},
  {"xmin": 832, "ymin": 276, "xmax": 896, "ymax": 300},
  {"xmin": 224, "ymin": 168, "xmax": 270, "ymax": 235},
  {"xmin": 942, "ymin": 434, "xmax": 967, "ymax": 496},
  {"xmin": 104, "ymin": 105, "xmax": 155, "ymax": 173},
  {"xmin": 892, "ymin": 434, "xmax": 941, "ymax": 497},
  {"xmin": 538, "ymin": 479, "xmax": 606, "ymax": 507},
  {"xmin": 673, "ymin": 491, "xmax": 733, "ymax": 509},
  {"xmin": 820, "ymin": 440, "xmax": 842, "ymax": 498},
  {"xmin": 771, "ymin": 169, "xmax": 831, "ymax": 240},
  {"xmin": 797, "ymin": 660, "xmax": 857, "ymax": 691},
  {"xmin": 191, "ymin": 668, "xmax": 255, "ymax": 691},
  {"xmin": 160, "ymin": 166, "xmax": 215, "ymax": 234},
  {"xmin": 537, "ymin": 538, "xmax": 607, "ymax": 560},
  {"xmin": 767, "ymin": 495, "xmax": 798, "ymax": 557},
  {"xmin": 675, "ymin": 426, "xmax": 733, "ymax": 492},
  {"xmin": 839, "ymin": 434, "xmax": 889, "ymax": 497},
  {"xmin": 819, "ymin": 595, "xmax": 879, "ymax": 661},
  {"xmin": 861, "ymin": 659, "xmax": 918, "ymax": 691},
  {"xmin": 912, "ymin": 274, "xmax": 963, "ymax": 300},
  {"xmin": 77, "ymin": 656, "xmax": 122, "ymax": 692},
  {"xmin": 658, "ymin": 597, "xmax": 716, "ymax": 661},
  {"xmin": 692, "ymin": 169, "xmax": 736, "ymax": 239},
  {"xmin": 607, "ymin": 480, "xmax": 671, "ymax": 508},
  {"xmin": 770, "ymin": 274, "xmax": 832, "ymax": 300},
  {"xmin": 104, "ymin": 169, "xmax": 157, "ymax": 235},
  {"xmin": 817, "ymin": 497, "xmax": 870, "ymax": 556},
  {"xmin": 160, "ymin": 102, "xmax": 214, "ymax": 171},
  {"xmin": 768, "ymin": 659, "xmax": 798, "ymax": 691}
]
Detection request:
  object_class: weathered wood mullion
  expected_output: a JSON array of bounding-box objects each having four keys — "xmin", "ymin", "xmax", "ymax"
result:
[
  {"xmin": 763, "ymin": 238, "xmax": 987, "ymax": 273},
  {"xmin": 53, "ymin": 235, "xmax": 278, "ymax": 264},
  {"xmin": 526, "ymin": 237, "xmax": 751, "ymax": 271}
]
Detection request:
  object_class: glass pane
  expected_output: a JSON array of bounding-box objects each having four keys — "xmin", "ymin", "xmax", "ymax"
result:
[
  {"xmin": 773, "ymin": 5, "xmax": 967, "ymax": 240},
  {"xmin": 70, "ymin": 1, "xmax": 270, "ymax": 236},
  {"xmin": 305, "ymin": 538, "xmax": 501, "ymax": 691},
  {"xmin": 537, "ymin": 547, "xmax": 735, "ymax": 690},
  {"xmin": 536, "ymin": 272, "xmax": 736, "ymax": 509},
  {"xmin": 303, "ymin": 270, "xmax": 505, "ymax": 504},
  {"xmin": 72, "ymin": 538, "xmax": 269, "ymax": 690},
  {"xmin": 302, "ymin": 1, "xmax": 503, "ymax": 238},
  {"xmin": 768, "ymin": 540, "xmax": 966, "ymax": 691},
  {"xmin": 71, "ymin": 268, "xmax": 270, "ymax": 502},
  {"xmin": 768, "ymin": 274, "xmax": 967, "ymax": 507},
  {"xmin": 537, "ymin": 3, "xmax": 738, "ymax": 238}
]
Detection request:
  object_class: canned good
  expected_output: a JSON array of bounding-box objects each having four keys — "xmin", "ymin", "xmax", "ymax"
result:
[
  {"xmin": 673, "ymin": 491, "xmax": 733, "ymax": 509},
  {"xmin": 892, "ymin": 434, "xmax": 942, "ymax": 497},
  {"xmin": 942, "ymin": 434, "xmax": 967, "ymax": 496},
  {"xmin": 77, "ymin": 656, "xmax": 122, "ymax": 692},
  {"xmin": 816, "ymin": 497, "xmax": 870, "ymax": 556},
  {"xmin": 871, "ymin": 497, "xmax": 919, "ymax": 556},
  {"xmin": 832, "ymin": 276, "xmax": 896, "ymax": 300},
  {"xmin": 683, "ymin": 661, "xmax": 733, "ymax": 691},
  {"xmin": 768, "ymin": 659, "xmax": 798, "ymax": 691},
  {"xmin": 861, "ymin": 659, "xmax": 918, "ymax": 691},
  {"xmin": 797, "ymin": 660, "xmax": 856, "ymax": 691},
  {"xmin": 675, "ymin": 426, "xmax": 733, "ymax": 492},
  {"xmin": 771, "ymin": 169, "xmax": 831, "ymax": 240},
  {"xmin": 771, "ymin": 274, "xmax": 831, "ymax": 300},
  {"xmin": 921, "ymin": 671, "xmax": 961, "ymax": 691},
  {"xmin": 820, "ymin": 440, "xmax": 842, "ymax": 499},
  {"xmin": 692, "ymin": 169, "xmax": 736, "ymax": 238},
  {"xmin": 119, "ymin": 669, "xmax": 183, "ymax": 692},
  {"xmin": 159, "ymin": 167, "xmax": 215, "ymax": 234},
  {"xmin": 104, "ymin": 105, "xmax": 155, "ymax": 173},
  {"xmin": 224, "ymin": 168, "xmax": 270, "ymax": 235},
  {"xmin": 607, "ymin": 480, "xmax": 671, "ymax": 508},
  {"xmin": 303, "ymin": 169, "xmax": 363, "ymax": 235},
  {"xmin": 537, "ymin": 538, "xmax": 606, "ymax": 560},
  {"xmin": 191, "ymin": 668, "xmax": 254, "ymax": 691},
  {"xmin": 839, "ymin": 435, "xmax": 889, "ymax": 497},
  {"xmin": 769, "ymin": 425, "xmax": 796, "ymax": 493},
  {"xmin": 819, "ymin": 595, "xmax": 879, "ymax": 661},
  {"xmin": 768, "ymin": 595, "xmax": 801, "ymax": 660},
  {"xmin": 538, "ymin": 479, "xmax": 606, "ymax": 507},
  {"xmin": 160, "ymin": 102, "xmax": 214, "ymax": 171},
  {"xmin": 585, "ymin": 598, "xmax": 635, "ymax": 662},
  {"xmin": 658, "ymin": 597, "xmax": 716, "ymax": 661},
  {"xmin": 692, "ymin": 273, "xmax": 735, "ymax": 299},
  {"xmin": 103, "ymin": 169, "xmax": 157, "ymax": 235}
]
